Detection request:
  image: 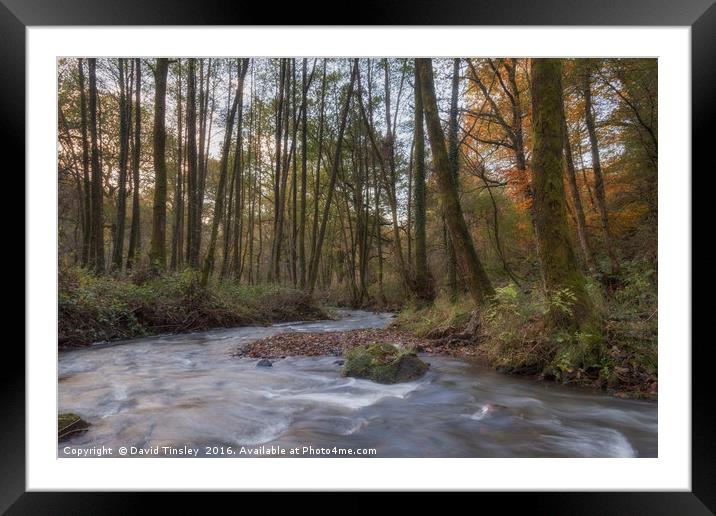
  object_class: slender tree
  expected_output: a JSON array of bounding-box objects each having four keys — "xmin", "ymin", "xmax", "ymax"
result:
[
  {"xmin": 170, "ymin": 59, "xmax": 184, "ymax": 271},
  {"xmin": 149, "ymin": 58, "xmax": 169, "ymax": 270},
  {"xmin": 202, "ymin": 59, "xmax": 249, "ymax": 286},
  {"xmin": 308, "ymin": 60, "xmax": 358, "ymax": 292},
  {"xmin": 127, "ymin": 58, "xmax": 142, "ymax": 269},
  {"xmin": 298, "ymin": 58, "xmax": 308, "ymax": 288},
  {"xmin": 230, "ymin": 60, "xmax": 251, "ymax": 280},
  {"xmin": 561, "ymin": 99, "xmax": 595, "ymax": 272},
  {"xmin": 87, "ymin": 58, "xmax": 104, "ymax": 274},
  {"xmin": 381, "ymin": 59, "xmax": 411, "ymax": 290},
  {"xmin": 416, "ymin": 58, "xmax": 494, "ymax": 306},
  {"xmin": 111, "ymin": 58, "xmax": 130, "ymax": 272},
  {"xmin": 185, "ymin": 58, "xmax": 200, "ymax": 268},
  {"xmin": 76, "ymin": 59, "xmax": 92, "ymax": 268},
  {"xmin": 268, "ymin": 59, "xmax": 287, "ymax": 282},
  {"xmin": 413, "ymin": 64, "xmax": 431, "ymax": 301},
  {"xmin": 583, "ymin": 62, "xmax": 618, "ymax": 274},
  {"xmin": 309, "ymin": 60, "xmax": 327, "ymax": 275},
  {"xmin": 445, "ymin": 58, "xmax": 460, "ymax": 298}
]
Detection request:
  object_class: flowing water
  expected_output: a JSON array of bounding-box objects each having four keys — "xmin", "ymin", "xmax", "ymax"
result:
[{"xmin": 58, "ymin": 310, "xmax": 657, "ymax": 458}]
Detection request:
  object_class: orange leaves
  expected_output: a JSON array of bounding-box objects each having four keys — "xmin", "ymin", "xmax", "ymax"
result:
[{"xmin": 503, "ymin": 166, "xmax": 533, "ymax": 211}]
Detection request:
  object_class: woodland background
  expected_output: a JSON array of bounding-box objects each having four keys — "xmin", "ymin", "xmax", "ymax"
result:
[{"xmin": 57, "ymin": 57, "xmax": 658, "ymax": 394}]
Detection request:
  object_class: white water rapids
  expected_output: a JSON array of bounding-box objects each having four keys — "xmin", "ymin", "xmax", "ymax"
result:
[{"xmin": 58, "ymin": 310, "xmax": 657, "ymax": 457}]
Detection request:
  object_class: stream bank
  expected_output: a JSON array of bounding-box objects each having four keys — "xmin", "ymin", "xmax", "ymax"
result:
[
  {"xmin": 59, "ymin": 310, "xmax": 657, "ymax": 458},
  {"xmin": 58, "ymin": 268, "xmax": 328, "ymax": 348}
]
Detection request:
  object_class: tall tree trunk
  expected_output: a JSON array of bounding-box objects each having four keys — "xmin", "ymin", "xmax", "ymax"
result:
[
  {"xmin": 88, "ymin": 58, "xmax": 104, "ymax": 274},
  {"xmin": 171, "ymin": 59, "xmax": 184, "ymax": 271},
  {"xmin": 309, "ymin": 60, "xmax": 327, "ymax": 275},
  {"xmin": 58, "ymin": 109, "xmax": 85, "ymax": 261},
  {"xmin": 381, "ymin": 59, "xmax": 411, "ymax": 291},
  {"xmin": 308, "ymin": 60, "xmax": 358, "ymax": 292},
  {"xmin": 255, "ymin": 102, "xmax": 264, "ymax": 283},
  {"xmin": 583, "ymin": 65, "xmax": 619, "ymax": 275},
  {"xmin": 358, "ymin": 105, "xmax": 371, "ymax": 304},
  {"xmin": 196, "ymin": 59, "xmax": 210, "ymax": 252},
  {"xmin": 445, "ymin": 58, "xmax": 460, "ymax": 298},
  {"xmin": 127, "ymin": 58, "xmax": 142, "ymax": 270},
  {"xmin": 219, "ymin": 60, "xmax": 236, "ymax": 279},
  {"xmin": 111, "ymin": 58, "xmax": 130, "ymax": 272},
  {"xmin": 235, "ymin": 64, "xmax": 255, "ymax": 282},
  {"xmin": 199, "ymin": 65, "xmax": 216, "ymax": 237},
  {"xmin": 561, "ymin": 100, "xmax": 595, "ymax": 273},
  {"xmin": 231, "ymin": 59, "xmax": 250, "ymax": 280},
  {"xmin": 268, "ymin": 59, "xmax": 286, "ymax": 282},
  {"xmin": 299, "ymin": 58, "xmax": 308, "ymax": 289},
  {"xmin": 77, "ymin": 58, "xmax": 92, "ymax": 268},
  {"xmin": 413, "ymin": 65, "xmax": 431, "ymax": 301},
  {"xmin": 290, "ymin": 60, "xmax": 298, "ymax": 286},
  {"xmin": 416, "ymin": 58, "xmax": 494, "ymax": 306},
  {"xmin": 202, "ymin": 59, "xmax": 248, "ymax": 286},
  {"xmin": 271, "ymin": 60, "xmax": 315, "ymax": 284},
  {"xmin": 365, "ymin": 62, "xmax": 387, "ymax": 306},
  {"xmin": 246, "ymin": 66, "xmax": 258, "ymax": 283},
  {"xmin": 273, "ymin": 60, "xmax": 292, "ymax": 283},
  {"xmin": 149, "ymin": 58, "xmax": 169, "ymax": 270},
  {"xmin": 185, "ymin": 58, "xmax": 200, "ymax": 268},
  {"xmin": 406, "ymin": 138, "xmax": 413, "ymax": 269},
  {"xmin": 530, "ymin": 58, "xmax": 594, "ymax": 329}
]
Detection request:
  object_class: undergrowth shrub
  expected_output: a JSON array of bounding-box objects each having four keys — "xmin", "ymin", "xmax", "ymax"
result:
[
  {"xmin": 392, "ymin": 294, "xmax": 474, "ymax": 338},
  {"xmin": 58, "ymin": 266, "xmax": 327, "ymax": 347},
  {"xmin": 480, "ymin": 282, "xmax": 607, "ymax": 381}
]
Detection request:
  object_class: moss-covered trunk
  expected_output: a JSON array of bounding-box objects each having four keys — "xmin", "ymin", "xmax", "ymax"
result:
[
  {"xmin": 529, "ymin": 59, "xmax": 594, "ymax": 330},
  {"xmin": 416, "ymin": 59, "xmax": 494, "ymax": 306}
]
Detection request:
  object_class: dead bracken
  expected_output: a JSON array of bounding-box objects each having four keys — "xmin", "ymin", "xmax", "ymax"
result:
[{"xmin": 232, "ymin": 327, "xmax": 482, "ymax": 360}]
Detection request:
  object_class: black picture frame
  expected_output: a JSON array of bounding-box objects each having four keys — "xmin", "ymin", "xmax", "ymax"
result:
[{"xmin": 6, "ymin": 0, "xmax": 708, "ymax": 512}]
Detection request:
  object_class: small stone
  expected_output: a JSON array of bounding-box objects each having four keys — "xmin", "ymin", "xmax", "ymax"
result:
[
  {"xmin": 333, "ymin": 359, "xmax": 345, "ymax": 366},
  {"xmin": 256, "ymin": 359, "xmax": 273, "ymax": 367}
]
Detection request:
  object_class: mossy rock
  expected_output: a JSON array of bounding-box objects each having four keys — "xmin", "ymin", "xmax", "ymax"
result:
[
  {"xmin": 342, "ymin": 343, "xmax": 428, "ymax": 384},
  {"xmin": 58, "ymin": 412, "xmax": 90, "ymax": 442}
]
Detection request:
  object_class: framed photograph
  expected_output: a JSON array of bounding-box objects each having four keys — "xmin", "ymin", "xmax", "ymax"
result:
[{"xmin": 9, "ymin": 0, "xmax": 708, "ymax": 511}]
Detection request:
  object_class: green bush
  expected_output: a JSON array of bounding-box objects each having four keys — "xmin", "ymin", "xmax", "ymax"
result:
[{"xmin": 479, "ymin": 282, "xmax": 608, "ymax": 381}]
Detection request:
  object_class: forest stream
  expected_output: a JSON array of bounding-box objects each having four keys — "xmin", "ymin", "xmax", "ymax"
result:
[{"xmin": 59, "ymin": 310, "xmax": 657, "ymax": 458}]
